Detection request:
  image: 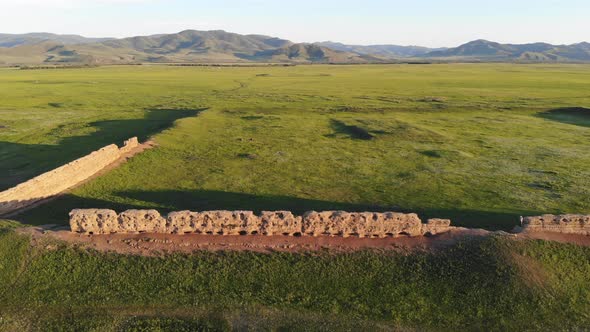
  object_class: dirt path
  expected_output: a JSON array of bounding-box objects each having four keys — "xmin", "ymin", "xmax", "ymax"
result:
[
  {"xmin": 19, "ymin": 226, "xmax": 590, "ymax": 256},
  {"xmin": 21, "ymin": 226, "xmax": 500, "ymax": 255}
]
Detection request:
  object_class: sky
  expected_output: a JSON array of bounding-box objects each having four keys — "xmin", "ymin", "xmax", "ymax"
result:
[{"xmin": 0, "ymin": 0, "xmax": 588, "ymax": 47}]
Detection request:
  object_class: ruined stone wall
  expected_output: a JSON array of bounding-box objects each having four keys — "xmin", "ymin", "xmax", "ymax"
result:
[
  {"xmin": 70, "ymin": 209, "xmax": 453, "ymax": 237},
  {"xmin": 521, "ymin": 214, "xmax": 590, "ymax": 235},
  {"xmin": 0, "ymin": 138, "xmax": 140, "ymax": 216}
]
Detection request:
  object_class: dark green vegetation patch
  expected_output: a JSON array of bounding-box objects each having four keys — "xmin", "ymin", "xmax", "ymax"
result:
[{"xmin": 0, "ymin": 227, "xmax": 589, "ymax": 331}]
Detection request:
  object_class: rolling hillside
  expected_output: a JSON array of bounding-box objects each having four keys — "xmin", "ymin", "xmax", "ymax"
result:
[
  {"xmin": 315, "ymin": 41, "xmax": 443, "ymax": 57},
  {"xmin": 0, "ymin": 33, "xmax": 112, "ymax": 48},
  {"xmin": 424, "ymin": 39, "xmax": 590, "ymax": 62},
  {"xmin": 0, "ymin": 30, "xmax": 378, "ymax": 65},
  {"xmin": 0, "ymin": 31, "xmax": 589, "ymax": 65}
]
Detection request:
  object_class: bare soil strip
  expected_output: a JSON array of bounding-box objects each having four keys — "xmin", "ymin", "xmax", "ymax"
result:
[
  {"xmin": 19, "ymin": 226, "xmax": 590, "ymax": 256},
  {"xmin": 21, "ymin": 227, "xmax": 487, "ymax": 255}
]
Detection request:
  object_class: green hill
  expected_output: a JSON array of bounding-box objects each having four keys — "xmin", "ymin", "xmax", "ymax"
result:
[
  {"xmin": 0, "ymin": 33, "xmax": 112, "ymax": 48},
  {"xmin": 0, "ymin": 31, "xmax": 589, "ymax": 65},
  {"xmin": 0, "ymin": 30, "xmax": 374, "ymax": 65},
  {"xmin": 424, "ymin": 39, "xmax": 590, "ymax": 62},
  {"xmin": 315, "ymin": 41, "xmax": 443, "ymax": 57}
]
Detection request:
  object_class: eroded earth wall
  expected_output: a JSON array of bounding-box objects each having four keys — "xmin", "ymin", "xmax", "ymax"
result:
[
  {"xmin": 70, "ymin": 209, "xmax": 453, "ymax": 237},
  {"xmin": 521, "ymin": 214, "xmax": 590, "ymax": 235},
  {"xmin": 0, "ymin": 137, "xmax": 139, "ymax": 216}
]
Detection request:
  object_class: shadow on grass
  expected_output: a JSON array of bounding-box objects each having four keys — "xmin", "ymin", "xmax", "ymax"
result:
[
  {"xmin": 537, "ymin": 107, "xmax": 590, "ymax": 127},
  {"xmin": 17, "ymin": 189, "xmax": 538, "ymax": 231},
  {"xmin": 0, "ymin": 108, "xmax": 203, "ymax": 190},
  {"xmin": 327, "ymin": 119, "xmax": 374, "ymax": 140}
]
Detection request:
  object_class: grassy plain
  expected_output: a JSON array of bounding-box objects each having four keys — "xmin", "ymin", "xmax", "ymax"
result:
[
  {"xmin": 1, "ymin": 64, "xmax": 590, "ymax": 330},
  {"xmin": 0, "ymin": 221, "xmax": 589, "ymax": 330},
  {"xmin": 1, "ymin": 64, "xmax": 589, "ymax": 229}
]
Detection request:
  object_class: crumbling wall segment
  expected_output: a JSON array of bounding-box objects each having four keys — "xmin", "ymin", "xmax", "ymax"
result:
[
  {"xmin": 260, "ymin": 211, "xmax": 302, "ymax": 236},
  {"xmin": 301, "ymin": 211, "xmax": 423, "ymax": 238},
  {"xmin": 0, "ymin": 138, "xmax": 139, "ymax": 216},
  {"xmin": 520, "ymin": 214, "xmax": 590, "ymax": 235},
  {"xmin": 69, "ymin": 209, "xmax": 455, "ymax": 237},
  {"xmin": 422, "ymin": 219, "xmax": 453, "ymax": 236}
]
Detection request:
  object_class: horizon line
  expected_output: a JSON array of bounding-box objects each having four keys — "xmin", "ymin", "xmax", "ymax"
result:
[{"xmin": 1, "ymin": 29, "xmax": 588, "ymax": 49}]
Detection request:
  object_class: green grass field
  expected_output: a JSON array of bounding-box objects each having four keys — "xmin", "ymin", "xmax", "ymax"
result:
[
  {"xmin": 1, "ymin": 64, "xmax": 590, "ymax": 330},
  {"xmin": 0, "ymin": 221, "xmax": 589, "ymax": 331},
  {"xmin": 1, "ymin": 64, "xmax": 590, "ymax": 229}
]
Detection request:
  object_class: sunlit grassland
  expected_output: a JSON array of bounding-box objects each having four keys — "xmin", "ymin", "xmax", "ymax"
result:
[
  {"xmin": 0, "ymin": 221, "xmax": 589, "ymax": 330},
  {"xmin": 1, "ymin": 64, "xmax": 590, "ymax": 330},
  {"xmin": 1, "ymin": 64, "xmax": 590, "ymax": 229}
]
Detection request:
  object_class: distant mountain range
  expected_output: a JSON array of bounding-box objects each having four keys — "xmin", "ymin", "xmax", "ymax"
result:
[
  {"xmin": 0, "ymin": 30, "xmax": 588, "ymax": 65},
  {"xmin": 315, "ymin": 41, "xmax": 446, "ymax": 57},
  {"xmin": 423, "ymin": 39, "xmax": 590, "ymax": 62},
  {"xmin": 0, "ymin": 33, "xmax": 113, "ymax": 48}
]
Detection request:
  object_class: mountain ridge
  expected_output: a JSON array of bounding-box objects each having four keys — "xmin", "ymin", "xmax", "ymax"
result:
[
  {"xmin": 0, "ymin": 30, "xmax": 589, "ymax": 65},
  {"xmin": 423, "ymin": 39, "xmax": 590, "ymax": 61},
  {"xmin": 0, "ymin": 33, "xmax": 113, "ymax": 48},
  {"xmin": 314, "ymin": 41, "xmax": 445, "ymax": 57}
]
